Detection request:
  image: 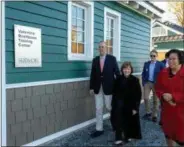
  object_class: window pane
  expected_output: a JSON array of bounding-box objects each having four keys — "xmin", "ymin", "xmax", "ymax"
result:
[
  {"xmin": 106, "ymin": 39, "xmax": 111, "ymax": 47},
  {"xmin": 110, "ymin": 30, "xmax": 113, "ymax": 38},
  {"xmin": 109, "ymin": 38, "xmax": 113, "ymax": 47},
  {"xmin": 72, "ymin": 42, "xmax": 77, "ymax": 53},
  {"xmin": 77, "ymin": 32, "xmax": 84, "ymax": 43},
  {"xmin": 71, "ymin": 30, "xmax": 77, "ymax": 42},
  {"xmin": 106, "ymin": 18, "xmax": 109, "ymax": 30},
  {"xmin": 109, "ymin": 47, "xmax": 113, "ymax": 54},
  {"xmin": 77, "ymin": 8, "xmax": 85, "ymax": 19},
  {"xmin": 77, "ymin": 20, "xmax": 85, "ymax": 31},
  {"xmin": 111, "ymin": 19, "xmax": 114, "ymax": 29},
  {"xmin": 72, "ymin": 18, "xmax": 77, "ymax": 30},
  {"xmin": 72, "ymin": 6, "xmax": 77, "ymax": 18},
  {"xmin": 78, "ymin": 43, "xmax": 84, "ymax": 53},
  {"xmin": 106, "ymin": 31, "xmax": 110, "ymax": 38}
]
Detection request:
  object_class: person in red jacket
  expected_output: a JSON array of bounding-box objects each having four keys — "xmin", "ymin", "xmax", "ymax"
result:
[{"xmin": 155, "ymin": 49, "xmax": 184, "ymax": 147}]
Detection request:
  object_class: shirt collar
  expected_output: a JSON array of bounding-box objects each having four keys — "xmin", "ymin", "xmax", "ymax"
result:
[
  {"xmin": 100, "ymin": 54, "xmax": 106, "ymax": 59},
  {"xmin": 150, "ymin": 60, "xmax": 157, "ymax": 64}
]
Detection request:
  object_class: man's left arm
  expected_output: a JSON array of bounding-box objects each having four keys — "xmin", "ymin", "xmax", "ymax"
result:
[
  {"xmin": 160, "ymin": 62, "xmax": 165, "ymax": 70},
  {"xmin": 113, "ymin": 57, "xmax": 120, "ymax": 78}
]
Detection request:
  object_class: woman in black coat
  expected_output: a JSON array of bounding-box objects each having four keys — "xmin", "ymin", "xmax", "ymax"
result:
[{"xmin": 111, "ymin": 62, "xmax": 142, "ymax": 145}]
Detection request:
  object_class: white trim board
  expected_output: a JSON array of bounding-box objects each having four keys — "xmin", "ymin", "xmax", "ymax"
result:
[
  {"xmin": 23, "ymin": 113, "xmax": 110, "ymax": 146},
  {"xmin": 67, "ymin": 1, "xmax": 94, "ymax": 61},
  {"xmin": 6, "ymin": 72, "xmax": 142, "ymax": 89},
  {"xmin": 104, "ymin": 7, "xmax": 121, "ymax": 61},
  {"xmin": 152, "ymin": 21, "xmax": 183, "ymax": 35},
  {"xmin": 1, "ymin": 1, "xmax": 6, "ymax": 146}
]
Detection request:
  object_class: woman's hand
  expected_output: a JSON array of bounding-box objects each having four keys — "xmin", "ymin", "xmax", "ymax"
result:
[
  {"xmin": 168, "ymin": 101, "xmax": 176, "ymax": 107},
  {"xmin": 163, "ymin": 93, "xmax": 173, "ymax": 102},
  {"xmin": 163, "ymin": 93, "xmax": 176, "ymax": 106},
  {"xmin": 132, "ymin": 110, "xmax": 137, "ymax": 115}
]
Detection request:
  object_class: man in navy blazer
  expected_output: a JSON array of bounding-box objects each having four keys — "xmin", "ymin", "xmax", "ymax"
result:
[
  {"xmin": 142, "ymin": 50, "xmax": 164, "ymax": 122},
  {"xmin": 161, "ymin": 51, "xmax": 169, "ymax": 68},
  {"xmin": 90, "ymin": 41, "xmax": 120, "ymax": 138}
]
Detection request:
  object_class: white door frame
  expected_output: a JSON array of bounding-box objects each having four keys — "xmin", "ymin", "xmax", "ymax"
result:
[{"xmin": 1, "ymin": 1, "xmax": 6, "ymax": 146}]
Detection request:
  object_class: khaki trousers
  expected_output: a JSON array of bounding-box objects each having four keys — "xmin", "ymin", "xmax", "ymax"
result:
[
  {"xmin": 95, "ymin": 86, "xmax": 112, "ymax": 131},
  {"xmin": 144, "ymin": 82, "xmax": 159, "ymax": 117}
]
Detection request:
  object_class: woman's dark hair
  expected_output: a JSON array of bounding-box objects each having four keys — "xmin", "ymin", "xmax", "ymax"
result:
[
  {"xmin": 165, "ymin": 51, "xmax": 169, "ymax": 58},
  {"xmin": 167, "ymin": 49, "xmax": 183, "ymax": 64},
  {"xmin": 121, "ymin": 61, "xmax": 133, "ymax": 74}
]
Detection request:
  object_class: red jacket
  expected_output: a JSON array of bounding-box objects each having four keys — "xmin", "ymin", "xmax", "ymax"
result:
[{"xmin": 155, "ymin": 66, "xmax": 184, "ymax": 142}]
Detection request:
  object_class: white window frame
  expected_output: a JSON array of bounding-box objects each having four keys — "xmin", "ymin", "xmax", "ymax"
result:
[
  {"xmin": 152, "ymin": 26, "xmax": 168, "ymax": 37},
  {"xmin": 68, "ymin": 1, "xmax": 94, "ymax": 61},
  {"xmin": 104, "ymin": 7, "xmax": 121, "ymax": 61}
]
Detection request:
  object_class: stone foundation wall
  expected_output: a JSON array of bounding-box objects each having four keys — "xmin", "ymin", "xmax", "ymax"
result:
[
  {"xmin": 6, "ymin": 81, "xmax": 96, "ymax": 146},
  {"xmin": 6, "ymin": 75, "xmax": 142, "ymax": 146}
]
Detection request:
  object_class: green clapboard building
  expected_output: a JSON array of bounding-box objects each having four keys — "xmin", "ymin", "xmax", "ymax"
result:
[
  {"xmin": 0, "ymin": 1, "xmax": 164, "ymax": 146},
  {"xmin": 152, "ymin": 20, "xmax": 184, "ymax": 60}
]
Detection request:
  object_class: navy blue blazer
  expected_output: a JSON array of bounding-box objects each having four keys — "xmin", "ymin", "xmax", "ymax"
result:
[
  {"xmin": 161, "ymin": 59, "xmax": 167, "ymax": 67},
  {"xmin": 90, "ymin": 54, "xmax": 120, "ymax": 95},
  {"xmin": 141, "ymin": 61, "xmax": 164, "ymax": 86}
]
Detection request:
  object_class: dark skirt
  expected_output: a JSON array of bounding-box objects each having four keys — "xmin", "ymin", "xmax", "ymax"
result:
[{"xmin": 111, "ymin": 99, "xmax": 142, "ymax": 139}]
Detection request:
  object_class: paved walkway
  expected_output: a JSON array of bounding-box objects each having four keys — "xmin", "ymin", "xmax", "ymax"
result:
[{"xmin": 44, "ymin": 103, "xmax": 167, "ymax": 146}]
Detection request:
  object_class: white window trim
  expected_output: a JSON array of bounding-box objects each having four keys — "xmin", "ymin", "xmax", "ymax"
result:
[
  {"xmin": 152, "ymin": 26, "xmax": 168, "ymax": 37},
  {"xmin": 104, "ymin": 7, "xmax": 121, "ymax": 61},
  {"xmin": 152, "ymin": 22, "xmax": 182, "ymax": 35},
  {"xmin": 68, "ymin": 1, "xmax": 94, "ymax": 61}
]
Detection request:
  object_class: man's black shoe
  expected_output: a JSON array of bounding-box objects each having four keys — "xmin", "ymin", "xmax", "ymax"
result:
[
  {"xmin": 114, "ymin": 131, "xmax": 123, "ymax": 145},
  {"xmin": 90, "ymin": 131, "xmax": 104, "ymax": 138},
  {"xmin": 152, "ymin": 117, "xmax": 157, "ymax": 122}
]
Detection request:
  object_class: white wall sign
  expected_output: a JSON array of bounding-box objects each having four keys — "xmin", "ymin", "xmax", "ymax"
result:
[{"xmin": 14, "ymin": 25, "xmax": 42, "ymax": 67}]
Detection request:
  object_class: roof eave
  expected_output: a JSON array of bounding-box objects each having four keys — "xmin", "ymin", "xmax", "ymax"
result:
[{"xmin": 118, "ymin": 1, "xmax": 164, "ymax": 19}]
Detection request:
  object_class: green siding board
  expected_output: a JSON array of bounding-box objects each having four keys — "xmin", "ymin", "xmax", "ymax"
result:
[
  {"xmin": 94, "ymin": 22, "xmax": 104, "ymax": 31},
  {"xmin": 121, "ymin": 37, "xmax": 150, "ymax": 46},
  {"xmin": 7, "ymin": 62, "xmax": 91, "ymax": 73},
  {"xmin": 6, "ymin": 19, "xmax": 67, "ymax": 37},
  {"xmin": 121, "ymin": 52, "xmax": 148, "ymax": 58},
  {"xmin": 6, "ymin": 40, "xmax": 67, "ymax": 54},
  {"xmin": 6, "ymin": 1, "xmax": 150, "ymax": 84},
  {"xmin": 94, "ymin": 15, "xmax": 104, "ymax": 24},
  {"xmin": 122, "ymin": 31, "xmax": 150, "ymax": 42},
  {"xmin": 122, "ymin": 21, "xmax": 150, "ymax": 34},
  {"xmin": 94, "ymin": 30, "xmax": 103, "ymax": 37},
  {"xmin": 121, "ymin": 42, "xmax": 149, "ymax": 50},
  {"xmin": 6, "ymin": 52, "xmax": 67, "ymax": 63},
  {"xmin": 121, "ymin": 25, "xmax": 149, "ymax": 37},
  {"xmin": 29, "ymin": 1, "xmax": 67, "ymax": 13},
  {"xmin": 122, "ymin": 14, "xmax": 150, "ymax": 29},
  {"xmin": 155, "ymin": 41, "xmax": 184, "ymax": 49},
  {"xmin": 7, "ymin": 70, "xmax": 91, "ymax": 83},
  {"xmin": 121, "ymin": 48, "xmax": 149, "ymax": 54},
  {"xmin": 6, "ymin": 2, "xmax": 67, "ymax": 21},
  {"xmin": 6, "ymin": 8, "xmax": 67, "ymax": 29}
]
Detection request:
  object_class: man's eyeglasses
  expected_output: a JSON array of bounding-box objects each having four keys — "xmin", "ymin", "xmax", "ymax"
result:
[{"xmin": 150, "ymin": 55, "xmax": 156, "ymax": 58}]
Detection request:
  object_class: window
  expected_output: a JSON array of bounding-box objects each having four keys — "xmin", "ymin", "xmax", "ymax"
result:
[
  {"xmin": 104, "ymin": 7, "xmax": 121, "ymax": 61},
  {"xmin": 152, "ymin": 26, "xmax": 167, "ymax": 37},
  {"xmin": 68, "ymin": 2, "xmax": 94, "ymax": 61}
]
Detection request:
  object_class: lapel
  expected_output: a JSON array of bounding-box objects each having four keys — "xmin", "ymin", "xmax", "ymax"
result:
[
  {"xmin": 146, "ymin": 61, "xmax": 151, "ymax": 73},
  {"xmin": 154, "ymin": 61, "xmax": 158, "ymax": 73},
  {"xmin": 102, "ymin": 55, "xmax": 108, "ymax": 73}
]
